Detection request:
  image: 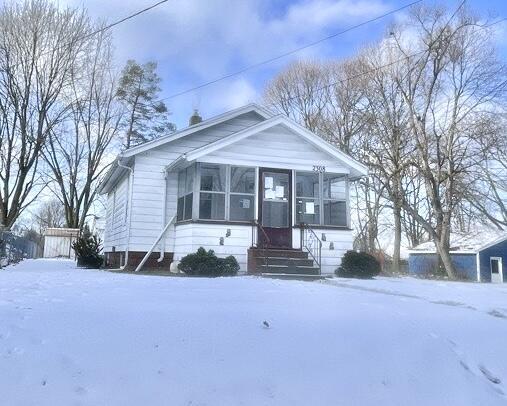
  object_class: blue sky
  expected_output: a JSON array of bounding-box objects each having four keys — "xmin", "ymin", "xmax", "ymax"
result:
[{"xmin": 60, "ymin": 0, "xmax": 507, "ymax": 128}]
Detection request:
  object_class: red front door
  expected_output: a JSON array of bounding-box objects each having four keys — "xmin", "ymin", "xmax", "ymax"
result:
[{"xmin": 258, "ymin": 168, "xmax": 292, "ymax": 248}]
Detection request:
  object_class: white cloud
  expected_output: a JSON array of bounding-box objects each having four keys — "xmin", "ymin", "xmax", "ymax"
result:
[
  {"xmin": 58, "ymin": 0, "xmax": 392, "ymax": 125},
  {"xmin": 214, "ymin": 78, "xmax": 259, "ymax": 110}
]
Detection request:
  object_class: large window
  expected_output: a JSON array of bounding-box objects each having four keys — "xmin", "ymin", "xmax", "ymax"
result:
[
  {"xmin": 177, "ymin": 165, "xmax": 194, "ymax": 221},
  {"xmin": 295, "ymin": 171, "xmax": 348, "ymax": 227},
  {"xmin": 295, "ymin": 172, "xmax": 320, "ymax": 225},
  {"xmin": 177, "ymin": 163, "xmax": 255, "ymax": 222},
  {"xmin": 230, "ymin": 167, "xmax": 255, "ymax": 221},
  {"xmin": 199, "ymin": 164, "xmax": 226, "ymax": 220},
  {"xmin": 323, "ymin": 173, "xmax": 347, "ymax": 226}
]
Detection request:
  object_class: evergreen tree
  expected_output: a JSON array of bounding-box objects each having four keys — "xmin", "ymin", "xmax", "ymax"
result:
[
  {"xmin": 72, "ymin": 225, "xmax": 103, "ymax": 268},
  {"xmin": 116, "ymin": 60, "xmax": 175, "ymax": 148}
]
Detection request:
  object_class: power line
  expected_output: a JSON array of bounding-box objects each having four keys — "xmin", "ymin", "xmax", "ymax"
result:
[
  {"xmin": 265, "ymin": 2, "xmax": 505, "ymax": 109},
  {"xmin": 161, "ymin": 0, "xmax": 424, "ymax": 101},
  {"xmin": 3, "ymin": 0, "xmax": 170, "ymax": 70},
  {"xmin": 82, "ymin": 0, "xmax": 170, "ymax": 42}
]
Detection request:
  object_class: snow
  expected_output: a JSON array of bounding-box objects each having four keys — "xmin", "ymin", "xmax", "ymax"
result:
[
  {"xmin": 411, "ymin": 230, "xmax": 507, "ymax": 252},
  {"xmin": 1, "ymin": 259, "xmax": 507, "ymax": 405}
]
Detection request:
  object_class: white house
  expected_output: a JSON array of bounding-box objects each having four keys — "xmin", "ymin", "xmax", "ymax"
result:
[{"xmin": 98, "ymin": 104, "xmax": 367, "ymax": 275}]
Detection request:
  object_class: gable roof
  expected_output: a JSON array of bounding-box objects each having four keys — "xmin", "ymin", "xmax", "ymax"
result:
[
  {"xmin": 99, "ymin": 103, "xmax": 368, "ymax": 194},
  {"xmin": 409, "ymin": 231, "xmax": 507, "ymax": 254},
  {"xmin": 121, "ymin": 103, "xmax": 273, "ymax": 158},
  {"xmin": 98, "ymin": 104, "xmax": 272, "ymax": 194},
  {"xmin": 167, "ymin": 115, "xmax": 368, "ymax": 179}
]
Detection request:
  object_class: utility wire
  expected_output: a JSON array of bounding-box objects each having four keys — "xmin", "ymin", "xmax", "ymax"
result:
[
  {"xmin": 264, "ymin": 1, "xmax": 507, "ymax": 109},
  {"xmin": 161, "ymin": 0, "xmax": 424, "ymax": 101},
  {"xmin": 83, "ymin": 0, "xmax": 170, "ymax": 41},
  {"xmin": 3, "ymin": 0, "xmax": 170, "ymax": 70}
]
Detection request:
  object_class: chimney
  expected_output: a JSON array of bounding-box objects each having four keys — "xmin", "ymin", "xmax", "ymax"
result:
[{"xmin": 189, "ymin": 109, "xmax": 202, "ymax": 126}]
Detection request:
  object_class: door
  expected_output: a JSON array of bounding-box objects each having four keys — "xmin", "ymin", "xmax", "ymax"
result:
[
  {"xmin": 491, "ymin": 257, "xmax": 503, "ymax": 284},
  {"xmin": 258, "ymin": 168, "xmax": 292, "ymax": 248}
]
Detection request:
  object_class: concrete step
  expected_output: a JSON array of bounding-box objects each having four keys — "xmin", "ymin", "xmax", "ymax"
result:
[
  {"xmin": 262, "ymin": 257, "xmax": 314, "ymax": 267},
  {"xmin": 249, "ymin": 248, "xmax": 308, "ymax": 259},
  {"xmin": 257, "ymin": 264, "xmax": 320, "ymax": 276}
]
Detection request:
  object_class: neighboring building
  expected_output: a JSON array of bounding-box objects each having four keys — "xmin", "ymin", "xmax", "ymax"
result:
[
  {"xmin": 408, "ymin": 232, "xmax": 507, "ymax": 283},
  {"xmin": 98, "ymin": 104, "xmax": 367, "ymax": 275},
  {"xmin": 43, "ymin": 228, "xmax": 80, "ymax": 258}
]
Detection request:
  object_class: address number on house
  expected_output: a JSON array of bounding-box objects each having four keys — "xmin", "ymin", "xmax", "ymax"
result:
[{"xmin": 312, "ymin": 165, "xmax": 326, "ymax": 173}]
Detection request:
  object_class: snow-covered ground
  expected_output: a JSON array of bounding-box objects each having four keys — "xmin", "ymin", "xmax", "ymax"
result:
[{"xmin": 1, "ymin": 259, "xmax": 506, "ymax": 406}]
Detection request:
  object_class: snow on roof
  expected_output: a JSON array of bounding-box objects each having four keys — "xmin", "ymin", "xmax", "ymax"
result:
[{"xmin": 410, "ymin": 230, "xmax": 507, "ymax": 253}]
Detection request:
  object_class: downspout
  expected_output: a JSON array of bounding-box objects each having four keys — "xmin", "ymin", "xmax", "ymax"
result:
[
  {"xmin": 117, "ymin": 159, "xmax": 134, "ymax": 270},
  {"xmin": 158, "ymin": 170, "xmax": 168, "ymax": 262}
]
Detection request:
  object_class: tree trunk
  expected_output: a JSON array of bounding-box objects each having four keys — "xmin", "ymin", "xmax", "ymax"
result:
[
  {"xmin": 392, "ymin": 203, "xmax": 402, "ymax": 273},
  {"xmin": 435, "ymin": 236, "xmax": 456, "ymax": 279}
]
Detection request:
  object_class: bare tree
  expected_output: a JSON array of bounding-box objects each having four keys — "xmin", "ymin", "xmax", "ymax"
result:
[
  {"xmin": 265, "ymin": 60, "xmax": 329, "ymax": 133},
  {"xmin": 390, "ymin": 5, "xmax": 507, "ymax": 278},
  {"xmin": 0, "ymin": 0, "xmax": 89, "ymax": 229},
  {"xmin": 43, "ymin": 29, "xmax": 122, "ymax": 229},
  {"xmin": 33, "ymin": 199, "xmax": 65, "ymax": 232},
  {"xmin": 465, "ymin": 114, "xmax": 507, "ymax": 229},
  {"xmin": 264, "ymin": 59, "xmax": 382, "ymax": 254}
]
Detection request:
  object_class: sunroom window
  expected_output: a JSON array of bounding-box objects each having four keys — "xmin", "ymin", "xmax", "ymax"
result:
[
  {"xmin": 229, "ymin": 166, "xmax": 255, "ymax": 221},
  {"xmin": 295, "ymin": 171, "xmax": 348, "ymax": 227},
  {"xmin": 199, "ymin": 164, "xmax": 226, "ymax": 220},
  {"xmin": 177, "ymin": 165, "xmax": 194, "ymax": 221},
  {"xmin": 323, "ymin": 173, "xmax": 347, "ymax": 226},
  {"xmin": 296, "ymin": 172, "xmax": 320, "ymax": 225}
]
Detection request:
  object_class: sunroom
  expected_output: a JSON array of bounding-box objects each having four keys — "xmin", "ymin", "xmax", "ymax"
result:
[{"xmin": 168, "ymin": 159, "xmax": 351, "ymax": 274}]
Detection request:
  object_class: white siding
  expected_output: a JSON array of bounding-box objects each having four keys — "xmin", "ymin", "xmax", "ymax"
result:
[
  {"xmin": 292, "ymin": 228, "xmax": 353, "ymax": 275},
  {"xmin": 173, "ymin": 223, "xmax": 252, "ymax": 272},
  {"xmin": 127, "ymin": 112, "xmax": 265, "ymax": 253},
  {"xmin": 43, "ymin": 235, "xmax": 78, "ymax": 258},
  {"xmin": 200, "ymin": 124, "xmax": 350, "ymax": 173},
  {"xmin": 103, "ymin": 174, "xmax": 129, "ymax": 252}
]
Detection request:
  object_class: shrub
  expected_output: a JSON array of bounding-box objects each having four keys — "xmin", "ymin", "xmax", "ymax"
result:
[
  {"xmin": 178, "ymin": 247, "xmax": 239, "ymax": 277},
  {"xmin": 335, "ymin": 250, "xmax": 381, "ymax": 279},
  {"xmin": 72, "ymin": 226, "xmax": 103, "ymax": 269}
]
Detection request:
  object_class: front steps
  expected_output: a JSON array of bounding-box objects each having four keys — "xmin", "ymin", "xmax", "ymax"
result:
[{"xmin": 248, "ymin": 248, "xmax": 321, "ymax": 276}]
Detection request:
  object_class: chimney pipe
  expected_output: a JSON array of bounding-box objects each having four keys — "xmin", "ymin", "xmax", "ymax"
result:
[{"xmin": 189, "ymin": 109, "xmax": 202, "ymax": 126}]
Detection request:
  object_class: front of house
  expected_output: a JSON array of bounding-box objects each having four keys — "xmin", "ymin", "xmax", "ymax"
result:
[{"xmin": 98, "ymin": 104, "xmax": 367, "ymax": 275}]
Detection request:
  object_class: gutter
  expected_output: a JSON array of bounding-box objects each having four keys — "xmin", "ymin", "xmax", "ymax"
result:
[{"xmin": 117, "ymin": 159, "xmax": 134, "ymax": 270}]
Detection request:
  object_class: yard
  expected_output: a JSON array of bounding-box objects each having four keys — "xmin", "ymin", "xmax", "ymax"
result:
[{"xmin": 1, "ymin": 259, "xmax": 506, "ymax": 405}]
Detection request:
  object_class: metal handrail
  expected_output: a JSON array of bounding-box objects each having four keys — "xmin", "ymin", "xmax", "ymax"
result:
[
  {"xmin": 251, "ymin": 220, "xmax": 271, "ymax": 271},
  {"xmin": 299, "ymin": 223, "xmax": 322, "ymax": 274}
]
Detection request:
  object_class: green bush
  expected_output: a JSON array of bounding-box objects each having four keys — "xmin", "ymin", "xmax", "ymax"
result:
[
  {"xmin": 335, "ymin": 250, "xmax": 380, "ymax": 279},
  {"xmin": 178, "ymin": 247, "xmax": 239, "ymax": 277},
  {"xmin": 72, "ymin": 226, "xmax": 103, "ymax": 269}
]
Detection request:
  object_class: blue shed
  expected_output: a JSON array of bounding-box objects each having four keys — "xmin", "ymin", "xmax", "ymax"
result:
[{"xmin": 408, "ymin": 232, "xmax": 507, "ymax": 283}]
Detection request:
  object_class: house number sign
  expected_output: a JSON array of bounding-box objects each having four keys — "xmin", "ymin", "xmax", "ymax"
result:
[{"xmin": 312, "ymin": 165, "xmax": 326, "ymax": 173}]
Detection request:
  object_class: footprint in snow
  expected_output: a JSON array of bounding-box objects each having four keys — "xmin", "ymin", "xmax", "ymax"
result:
[
  {"xmin": 479, "ymin": 365, "xmax": 501, "ymax": 385},
  {"xmin": 487, "ymin": 309, "xmax": 507, "ymax": 319}
]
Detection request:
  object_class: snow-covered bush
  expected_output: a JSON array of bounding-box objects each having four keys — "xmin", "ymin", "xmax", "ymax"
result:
[
  {"xmin": 72, "ymin": 226, "xmax": 103, "ymax": 269},
  {"xmin": 178, "ymin": 247, "xmax": 239, "ymax": 277},
  {"xmin": 335, "ymin": 250, "xmax": 380, "ymax": 279}
]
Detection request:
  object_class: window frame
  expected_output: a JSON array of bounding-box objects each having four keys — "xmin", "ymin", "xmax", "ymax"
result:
[
  {"xmin": 198, "ymin": 163, "xmax": 227, "ymax": 221},
  {"xmin": 177, "ymin": 164, "xmax": 195, "ymax": 222},
  {"xmin": 229, "ymin": 166, "xmax": 256, "ymax": 222},
  {"xmin": 176, "ymin": 163, "xmax": 257, "ymax": 224},
  {"xmin": 295, "ymin": 171, "xmax": 320, "ymax": 226},
  {"xmin": 295, "ymin": 171, "xmax": 349, "ymax": 227}
]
